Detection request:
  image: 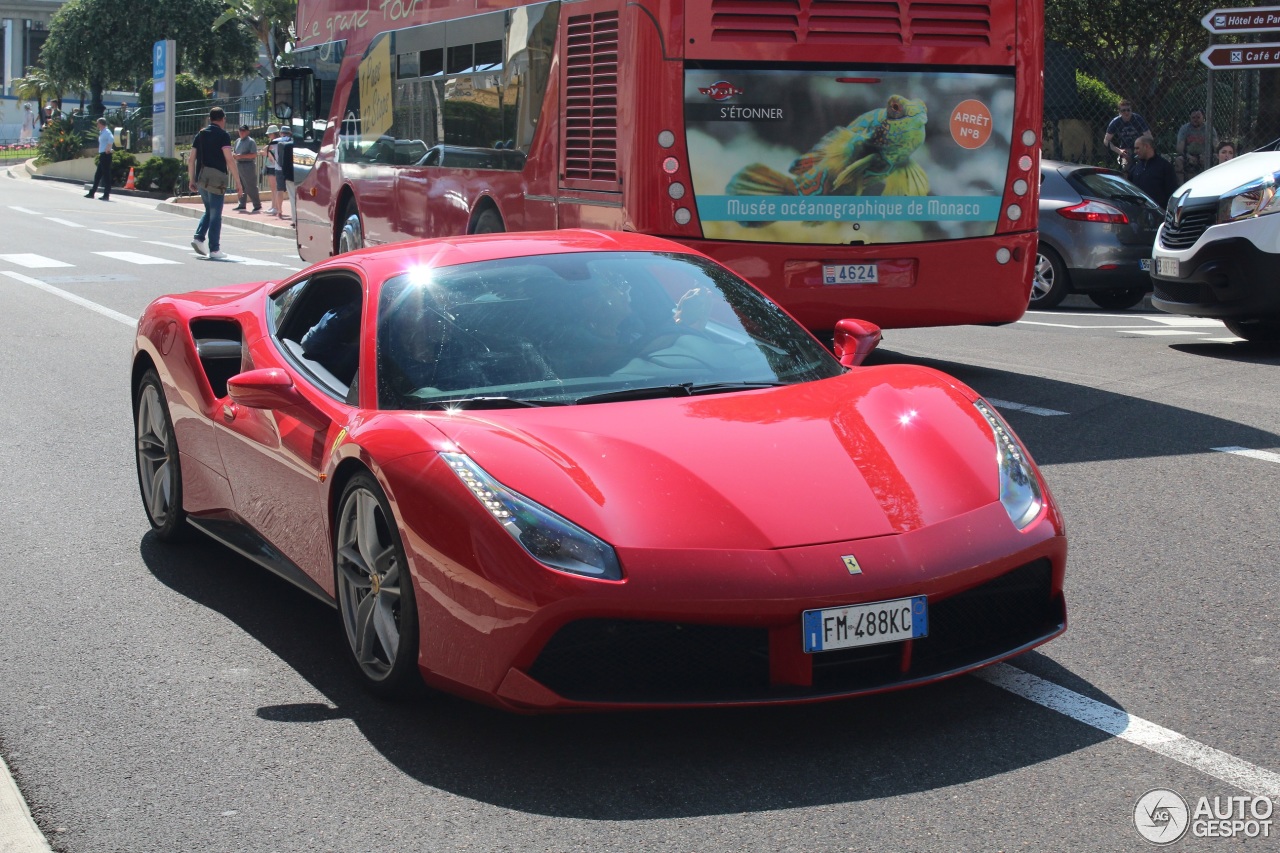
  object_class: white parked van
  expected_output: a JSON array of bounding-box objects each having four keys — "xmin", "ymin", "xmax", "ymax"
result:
[{"xmin": 1149, "ymin": 148, "xmax": 1280, "ymax": 342}]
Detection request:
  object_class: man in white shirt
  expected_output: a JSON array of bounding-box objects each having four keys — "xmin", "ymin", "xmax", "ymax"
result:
[{"xmin": 85, "ymin": 118, "xmax": 114, "ymax": 201}]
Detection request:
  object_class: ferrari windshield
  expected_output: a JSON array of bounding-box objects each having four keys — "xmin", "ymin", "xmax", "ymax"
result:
[{"xmin": 375, "ymin": 251, "xmax": 843, "ymax": 409}]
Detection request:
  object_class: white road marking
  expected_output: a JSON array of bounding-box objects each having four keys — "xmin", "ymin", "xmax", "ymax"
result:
[
  {"xmin": 8, "ymin": 206, "xmax": 41, "ymax": 215},
  {"xmin": 0, "ymin": 254, "xmax": 73, "ymax": 269},
  {"xmin": 89, "ymin": 229, "xmax": 136, "ymax": 239},
  {"xmin": 0, "ymin": 753, "xmax": 52, "ymax": 853},
  {"xmin": 1212, "ymin": 446, "xmax": 1280, "ymax": 465},
  {"xmin": 1, "ymin": 271, "xmax": 135, "ymax": 326},
  {"xmin": 143, "ymin": 241, "xmax": 287, "ymax": 266},
  {"xmin": 44, "ymin": 217, "xmax": 84, "ymax": 228},
  {"xmin": 1017, "ymin": 320, "xmax": 1156, "ymax": 330},
  {"xmin": 986, "ymin": 398, "xmax": 1069, "ymax": 417},
  {"xmin": 1148, "ymin": 316, "xmax": 1224, "ymax": 327},
  {"xmin": 93, "ymin": 251, "xmax": 181, "ymax": 266},
  {"xmin": 1126, "ymin": 329, "xmax": 1207, "ymax": 336},
  {"xmin": 979, "ymin": 664, "xmax": 1280, "ymax": 800}
]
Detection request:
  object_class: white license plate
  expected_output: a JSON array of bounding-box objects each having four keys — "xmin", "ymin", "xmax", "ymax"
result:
[
  {"xmin": 803, "ymin": 595, "xmax": 927, "ymax": 653},
  {"xmin": 1139, "ymin": 258, "xmax": 1152, "ymax": 271},
  {"xmin": 822, "ymin": 263, "xmax": 879, "ymax": 285},
  {"xmin": 1156, "ymin": 257, "xmax": 1179, "ymax": 277}
]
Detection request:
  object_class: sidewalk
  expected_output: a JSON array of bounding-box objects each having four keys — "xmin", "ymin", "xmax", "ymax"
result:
[{"xmin": 14, "ymin": 157, "xmax": 295, "ymax": 241}]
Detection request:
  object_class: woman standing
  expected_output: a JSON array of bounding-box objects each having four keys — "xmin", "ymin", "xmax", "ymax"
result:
[
  {"xmin": 263, "ymin": 125, "xmax": 283, "ymax": 216},
  {"xmin": 20, "ymin": 104, "xmax": 37, "ymax": 141}
]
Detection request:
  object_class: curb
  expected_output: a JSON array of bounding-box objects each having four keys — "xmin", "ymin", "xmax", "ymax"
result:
[
  {"xmin": 156, "ymin": 199, "xmax": 296, "ymax": 239},
  {"xmin": 0, "ymin": 754, "xmax": 52, "ymax": 853}
]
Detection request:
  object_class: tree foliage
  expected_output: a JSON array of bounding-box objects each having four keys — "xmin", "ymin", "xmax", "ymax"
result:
[
  {"xmin": 1045, "ymin": 0, "xmax": 1208, "ymax": 126},
  {"xmin": 213, "ymin": 0, "xmax": 299, "ymax": 78},
  {"xmin": 42, "ymin": 0, "xmax": 257, "ymax": 115}
]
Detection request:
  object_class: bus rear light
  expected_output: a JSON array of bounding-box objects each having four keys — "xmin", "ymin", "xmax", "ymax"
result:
[
  {"xmin": 674, "ymin": 207, "xmax": 692, "ymax": 225},
  {"xmin": 668, "ymin": 182, "xmax": 686, "ymax": 199},
  {"xmin": 662, "ymin": 157, "xmax": 679, "ymax": 174},
  {"xmin": 1057, "ymin": 200, "xmax": 1128, "ymax": 224},
  {"xmin": 1022, "ymin": 130, "xmax": 1037, "ymax": 146},
  {"xmin": 1012, "ymin": 179, "xmax": 1028, "ymax": 195},
  {"xmin": 1006, "ymin": 204, "xmax": 1022, "ymax": 220},
  {"xmin": 1018, "ymin": 155, "xmax": 1033, "ymax": 171},
  {"xmin": 658, "ymin": 130, "xmax": 675, "ymax": 148},
  {"xmin": 995, "ymin": 248, "xmax": 1011, "ymax": 264}
]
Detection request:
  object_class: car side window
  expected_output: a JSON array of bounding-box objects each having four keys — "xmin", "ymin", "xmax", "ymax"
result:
[{"xmin": 273, "ymin": 272, "xmax": 364, "ymax": 398}]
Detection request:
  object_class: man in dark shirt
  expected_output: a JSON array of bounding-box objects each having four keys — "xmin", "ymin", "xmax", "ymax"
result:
[
  {"xmin": 188, "ymin": 107, "xmax": 234, "ymax": 259},
  {"xmin": 1128, "ymin": 136, "xmax": 1179, "ymax": 209},
  {"xmin": 1103, "ymin": 99, "xmax": 1153, "ymax": 169}
]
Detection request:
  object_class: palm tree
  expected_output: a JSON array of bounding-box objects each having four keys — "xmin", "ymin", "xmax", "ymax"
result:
[{"xmin": 12, "ymin": 65, "xmax": 66, "ymax": 120}]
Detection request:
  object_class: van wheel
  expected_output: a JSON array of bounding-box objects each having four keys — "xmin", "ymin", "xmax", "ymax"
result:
[
  {"xmin": 1031, "ymin": 244, "xmax": 1069, "ymax": 309},
  {"xmin": 472, "ymin": 208, "xmax": 504, "ymax": 234},
  {"xmin": 1224, "ymin": 318, "xmax": 1280, "ymax": 343},
  {"xmin": 338, "ymin": 203, "xmax": 364, "ymax": 254},
  {"xmin": 1089, "ymin": 288, "xmax": 1146, "ymax": 310}
]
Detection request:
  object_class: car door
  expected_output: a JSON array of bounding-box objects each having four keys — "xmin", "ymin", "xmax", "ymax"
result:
[{"xmin": 214, "ymin": 270, "xmax": 367, "ymax": 589}]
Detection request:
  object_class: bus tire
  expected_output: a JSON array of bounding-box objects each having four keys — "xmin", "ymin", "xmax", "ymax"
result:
[
  {"xmin": 338, "ymin": 204, "xmax": 364, "ymax": 255},
  {"xmin": 472, "ymin": 208, "xmax": 504, "ymax": 234}
]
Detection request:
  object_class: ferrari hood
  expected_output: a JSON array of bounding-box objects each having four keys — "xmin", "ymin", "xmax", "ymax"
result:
[{"xmin": 429, "ymin": 368, "xmax": 1003, "ymax": 550}]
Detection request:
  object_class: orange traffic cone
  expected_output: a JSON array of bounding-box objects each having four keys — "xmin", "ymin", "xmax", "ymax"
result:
[{"xmin": 124, "ymin": 167, "xmax": 136, "ymax": 191}]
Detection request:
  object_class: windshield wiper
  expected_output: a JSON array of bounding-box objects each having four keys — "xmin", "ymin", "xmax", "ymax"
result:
[
  {"xmin": 574, "ymin": 381, "xmax": 786, "ymax": 405},
  {"xmin": 421, "ymin": 396, "xmax": 562, "ymax": 410}
]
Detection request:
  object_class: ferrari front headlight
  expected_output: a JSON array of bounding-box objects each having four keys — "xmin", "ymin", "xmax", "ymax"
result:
[
  {"xmin": 442, "ymin": 452, "xmax": 622, "ymax": 580},
  {"xmin": 1218, "ymin": 173, "xmax": 1280, "ymax": 222},
  {"xmin": 973, "ymin": 400, "xmax": 1044, "ymax": 530}
]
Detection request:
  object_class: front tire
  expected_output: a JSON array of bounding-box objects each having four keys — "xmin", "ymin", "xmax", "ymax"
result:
[
  {"xmin": 334, "ymin": 473, "xmax": 421, "ymax": 696},
  {"xmin": 1030, "ymin": 245, "xmax": 1070, "ymax": 309},
  {"xmin": 337, "ymin": 203, "xmax": 364, "ymax": 255},
  {"xmin": 1224, "ymin": 317, "xmax": 1280, "ymax": 343},
  {"xmin": 1088, "ymin": 288, "xmax": 1146, "ymax": 310},
  {"xmin": 135, "ymin": 369, "xmax": 188, "ymax": 540}
]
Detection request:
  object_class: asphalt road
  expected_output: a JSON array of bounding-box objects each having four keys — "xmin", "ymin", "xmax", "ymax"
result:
[{"xmin": 1, "ymin": 167, "xmax": 1277, "ymax": 852}]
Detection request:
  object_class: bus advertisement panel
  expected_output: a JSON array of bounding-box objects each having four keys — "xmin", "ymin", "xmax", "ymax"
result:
[{"xmin": 686, "ymin": 70, "xmax": 1016, "ymax": 247}]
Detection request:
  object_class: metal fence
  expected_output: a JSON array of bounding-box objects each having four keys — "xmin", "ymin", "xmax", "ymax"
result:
[{"xmin": 1044, "ymin": 40, "xmax": 1263, "ymax": 182}]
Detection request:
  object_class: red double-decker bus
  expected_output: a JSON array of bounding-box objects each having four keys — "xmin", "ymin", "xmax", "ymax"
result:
[{"xmin": 279, "ymin": 0, "xmax": 1042, "ymax": 333}]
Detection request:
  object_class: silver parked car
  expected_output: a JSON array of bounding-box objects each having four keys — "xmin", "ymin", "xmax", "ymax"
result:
[{"xmin": 1034, "ymin": 160, "xmax": 1165, "ymax": 310}]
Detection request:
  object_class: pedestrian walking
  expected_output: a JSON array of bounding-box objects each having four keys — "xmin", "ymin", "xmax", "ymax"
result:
[
  {"xmin": 278, "ymin": 125, "xmax": 297, "ymax": 222},
  {"xmin": 188, "ymin": 106, "xmax": 234, "ymax": 260},
  {"xmin": 20, "ymin": 104, "xmax": 36, "ymax": 141},
  {"xmin": 262, "ymin": 124, "xmax": 283, "ymax": 215},
  {"xmin": 232, "ymin": 124, "xmax": 262, "ymax": 213},
  {"xmin": 84, "ymin": 118, "xmax": 114, "ymax": 201}
]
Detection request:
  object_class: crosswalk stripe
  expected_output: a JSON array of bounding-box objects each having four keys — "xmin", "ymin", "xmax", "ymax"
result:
[
  {"xmin": 89, "ymin": 229, "xmax": 136, "ymax": 239},
  {"xmin": 45, "ymin": 217, "xmax": 84, "ymax": 228},
  {"xmin": 1127, "ymin": 329, "xmax": 1208, "ymax": 336},
  {"xmin": 142, "ymin": 241, "xmax": 286, "ymax": 266},
  {"xmin": 93, "ymin": 252, "xmax": 181, "ymax": 266},
  {"xmin": 8, "ymin": 206, "xmax": 40, "ymax": 215},
  {"xmin": 0, "ymin": 254, "xmax": 73, "ymax": 269}
]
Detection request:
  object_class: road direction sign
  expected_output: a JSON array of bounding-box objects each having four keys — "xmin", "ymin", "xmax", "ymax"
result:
[
  {"xmin": 1200, "ymin": 42, "xmax": 1280, "ymax": 69},
  {"xmin": 1202, "ymin": 6, "xmax": 1280, "ymax": 34}
]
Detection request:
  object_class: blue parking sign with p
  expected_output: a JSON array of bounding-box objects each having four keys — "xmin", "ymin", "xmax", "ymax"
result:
[{"xmin": 153, "ymin": 41, "xmax": 166, "ymax": 79}]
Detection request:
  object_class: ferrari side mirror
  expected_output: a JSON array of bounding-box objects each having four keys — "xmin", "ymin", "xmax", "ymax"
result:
[{"xmin": 832, "ymin": 318, "xmax": 882, "ymax": 367}]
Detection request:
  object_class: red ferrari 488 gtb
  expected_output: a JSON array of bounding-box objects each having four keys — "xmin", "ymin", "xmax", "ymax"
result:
[{"xmin": 132, "ymin": 230, "xmax": 1066, "ymax": 710}]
